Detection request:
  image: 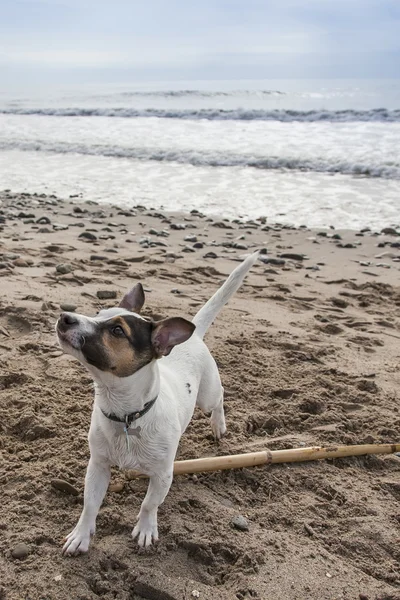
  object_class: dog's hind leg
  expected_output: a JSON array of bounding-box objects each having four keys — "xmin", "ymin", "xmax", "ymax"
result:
[
  {"xmin": 210, "ymin": 391, "xmax": 227, "ymax": 440},
  {"xmin": 195, "ymin": 365, "xmax": 226, "ymax": 440}
]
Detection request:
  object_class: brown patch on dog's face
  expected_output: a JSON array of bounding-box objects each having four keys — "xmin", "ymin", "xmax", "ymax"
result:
[{"xmin": 81, "ymin": 315, "xmax": 154, "ymax": 377}]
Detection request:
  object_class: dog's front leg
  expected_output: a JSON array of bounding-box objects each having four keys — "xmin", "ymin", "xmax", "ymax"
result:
[
  {"xmin": 132, "ymin": 468, "xmax": 173, "ymax": 548},
  {"xmin": 62, "ymin": 457, "xmax": 111, "ymax": 556}
]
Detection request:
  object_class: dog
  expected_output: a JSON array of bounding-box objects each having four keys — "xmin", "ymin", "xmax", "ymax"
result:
[{"xmin": 56, "ymin": 251, "xmax": 258, "ymax": 554}]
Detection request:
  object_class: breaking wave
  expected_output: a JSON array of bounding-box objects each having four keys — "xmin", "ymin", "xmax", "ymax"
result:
[
  {"xmin": 1, "ymin": 107, "xmax": 400, "ymax": 122},
  {"xmin": 1, "ymin": 139, "xmax": 399, "ymax": 179}
]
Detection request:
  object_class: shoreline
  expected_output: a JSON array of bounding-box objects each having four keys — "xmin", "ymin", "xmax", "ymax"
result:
[{"xmin": 1, "ymin": 189, "xmax": 400, "ymax": 599}]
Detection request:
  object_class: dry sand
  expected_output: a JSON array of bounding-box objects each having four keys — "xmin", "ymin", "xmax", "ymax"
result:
[{"xmin": 0, "ymin": 191, "xmax": 400, "ymax": 600}]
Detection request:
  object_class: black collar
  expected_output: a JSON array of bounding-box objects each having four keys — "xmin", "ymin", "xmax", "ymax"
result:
[{"xmin": 100, "ymin": 396, "xmax": 157, "ymax": 428}]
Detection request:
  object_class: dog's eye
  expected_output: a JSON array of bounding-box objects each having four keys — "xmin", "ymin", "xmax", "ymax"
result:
[{"xmin": 112, "ymin": 325, "xmax": 125, "ymax": 337}]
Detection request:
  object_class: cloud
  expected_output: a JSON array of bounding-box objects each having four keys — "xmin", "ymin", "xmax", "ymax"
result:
[{"xmin": 0, "ymin": 0, "xmax": 399, "ymax": 79}]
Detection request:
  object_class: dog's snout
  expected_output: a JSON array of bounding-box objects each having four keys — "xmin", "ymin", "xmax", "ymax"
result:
[{"xmin": 59, "ymin": 312, "xmax": 78, "ymax": 329}]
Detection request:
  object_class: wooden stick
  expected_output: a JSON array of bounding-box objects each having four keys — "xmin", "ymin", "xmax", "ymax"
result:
[{"xmin": 126, "ymin": 443, "xmax": 400, "ymax": 480}]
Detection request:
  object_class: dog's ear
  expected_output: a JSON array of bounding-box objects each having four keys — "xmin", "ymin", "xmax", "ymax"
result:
[
  {"xmin": 119, "ymin": 283, "xmax": 145, "ymax": 313},
  {"xmin": 151, "ymin": 318, "xmax": 195, "ymax": 357}
]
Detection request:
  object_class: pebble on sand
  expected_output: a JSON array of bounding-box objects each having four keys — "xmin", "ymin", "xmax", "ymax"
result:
[
  {"xmin": 60, "ymin": 303, "xmax": 77, "ymax": 312},
  {"xmin": 97, "ymin": 290, "xmax": 117, "ymax": 300},
  {"xmin": 50, "ymin": 479, "xmax": 79, "ymax": 496},
  {"xmin": 109, "ymin": 482, "xmax": 125, "ymax": 493},
  {"xmin": 212, "ymin": 221, "xmax": 234, "ymax": 229},
  {"xmin": 79, "ymin": 231, "xmax": 97, "ymax": 241},
  {"xmin": 56, "ymin": 263, "xmax": 73, "ymax": 274},
  {"xmin": 231, "ymin": 515, "xmax": 249, "ymax": 531},
  {"xmin": 381, "ymin": 227, "xmax": 398, "ymax": 236},
  {"xmin": 36, "ymin": 216, "xmax": 51, "ymax": 225},
  {"xmin": 170, "ymin": 223, "xmax": 186, "ymax": 230},
  {"xmin": 11, "ymin": 543, "xmax": 30, "ymax": 560}
]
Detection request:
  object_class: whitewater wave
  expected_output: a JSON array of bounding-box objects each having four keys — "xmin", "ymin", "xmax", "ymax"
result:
[
  {"xmin": 1, "ymin": 139, "xmax": 399, "ymax": 179},
  {"xmin": 118, "ymin": 89, "xmax": 285, "ymax": 97},
  {"xmin": 1, "ymin": 107, "xmax": 400, "ymax": 122}
]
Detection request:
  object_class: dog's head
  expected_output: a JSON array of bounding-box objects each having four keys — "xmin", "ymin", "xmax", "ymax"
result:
[{"xmin": 56, "ymin": 283, "xmax": 195, "ymax": 379}]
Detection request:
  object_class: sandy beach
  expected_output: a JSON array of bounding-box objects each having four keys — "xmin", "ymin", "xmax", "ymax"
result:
[{"xmin": 1, "ymin": 190, "xmax": 400, "ymax": 600}]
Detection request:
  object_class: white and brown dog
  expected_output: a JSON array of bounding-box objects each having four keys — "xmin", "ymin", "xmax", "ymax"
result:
[{"xmin": 56, "ymin": 252, "xmax": 258, "ymax": 555}]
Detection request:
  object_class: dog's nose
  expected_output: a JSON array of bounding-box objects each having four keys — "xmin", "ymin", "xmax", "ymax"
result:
[{"xmin": 58, "ymin": 312, "xmax": 78, "ymax": 330}]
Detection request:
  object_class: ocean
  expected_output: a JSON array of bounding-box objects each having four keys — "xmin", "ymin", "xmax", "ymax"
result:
[{"xmin": 0, "ymin": 79, "xmax": 399, "ymax": 229}]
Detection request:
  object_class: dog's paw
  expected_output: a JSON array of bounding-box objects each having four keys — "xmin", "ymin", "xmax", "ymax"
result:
[
  {"xmin": 62, "ymin": 526, "xmax": 92, "ymax": 556},
  {"xmin": 132, "ymin": 514, "xmax": 158, "ymax": 548},
  {"xmin": 211, "ymin": 412, "xmax": 226, "ymax": 440}
]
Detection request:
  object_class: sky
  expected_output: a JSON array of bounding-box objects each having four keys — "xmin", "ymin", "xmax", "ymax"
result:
[{"xmin": 0, "ymin": 0, "xmax": 399, "ymax": 84}]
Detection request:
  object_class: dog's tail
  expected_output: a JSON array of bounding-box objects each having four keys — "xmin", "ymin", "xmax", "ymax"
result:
[{"xmin": 192, "ymin": 251, "xmax": 259, "ymax": 339}]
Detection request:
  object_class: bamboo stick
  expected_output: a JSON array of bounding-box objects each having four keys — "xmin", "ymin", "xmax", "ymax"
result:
[{"xmin": 125, "ymin": 443, "xmax": 400, "ymax": 480}]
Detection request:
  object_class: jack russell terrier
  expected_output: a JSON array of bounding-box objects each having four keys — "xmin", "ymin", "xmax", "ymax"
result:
[{"xmin": 56, "ymin": 251, "xmax": 258, "ymax": 554}]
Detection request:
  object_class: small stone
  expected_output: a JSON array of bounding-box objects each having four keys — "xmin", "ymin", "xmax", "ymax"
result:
[
  {"xmin": 193, "ymin": 242, "xmax": 204, "ymax": 249},
  {"xmin": 280, "ymin": 253, "xmax": 305, "ymax": 261},
  {"xmin": 182, "ymin": 246, "xmax": 196, "ymax": 253},
  {"xmin": 18, "ymin": 211, "xmax": 35, "ymax": 219},
  {"xmin": 231, "ymin": 515, "xmax": 249, "ymax": 531},
  {"xmin": 11, "ymin": 543, "xmax": 30, "ymax": 559},
  {"xmin": 171, "ymin": 288, "xmax": 182, "ymax": 294},
  {"xmin": 56, "ymin": 263, "xmax": 73, "ymax": 274},
  {"xmin": 38, "ymin": 227, "xmax": 52, "ymax": 234},
  {"xmin": 170, "ymin": 223, "xmax": 186, "ymax": 230},
  {"xmin": 233, "ymin": 243, "xmax": 248, "ymax": 250},
  {"xmin": 303, "ymin": 523, "xmax": 316, "ymax": 537},
  {"xmin": 12, "ymin": 258, "xmax": 29, "ymax": 267},
  {"xmin": 96, "ymin": 290, "xmax": 117, "ymax": 300},
  {"xmin": 260, "ymin": 257, "xmax": 285, "ymax": 266},
  {"xmin": 139, "ymin": 236, "xmax": 151, "ymax": 246},
  {"xmin": 79, "ymin": 231, "xmax": 97, "ymax": 241},
  {"xmin": 326, "ymin": 573, "xmax": 332, "ymax": 578},
  {"xmin": 109, "ymin": 482, "xmax": 125, "ymax": 493},
  {"xmin": 4, "ymin": 253, "xmax": 20, "ymax": 260},
  {"xmin": 381, "ymin": 227, "xmax": 398, "ymax": 236},
  {"xmin": 0, "ymin": 262, "xmax": 13, "ymax": 270},
  {"xmin": 60, "ymin": 303, "xmax": 77, "ymax": 312},
  {"xmin": 330, "ymin": 297, "xmax": 348, "ymax": 308},
  {"xmin": 212, "ymin": 221, "xmax": 233, "ymax": 229},
  {"xmin": 51, "ymin": 479, "xmax": 79, "ymax": 496},
  {"xmin": 125, "ymin": 256, "xmax": 148, "ymax": 263},
  {"xmin": 53, "ymin": 224, "xmax": 69, "ymax": 231},
  {"xmin": 90, "ymin": 255, "xmax": 107, "ymax": 261},
  {"xmin": 332, "ymin": 233, "xmax": 342, "ymax": 240},
  {"xmin": 203, "ymin": 252, "xmax": 218, "ymax": 259},
  {"xmin": 36, "ymin": 216, "xmax": 51, "ymax": 225},
  {"xmin": 184, "ymin": 235, "xmax": 197, "ymax": 243}
]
